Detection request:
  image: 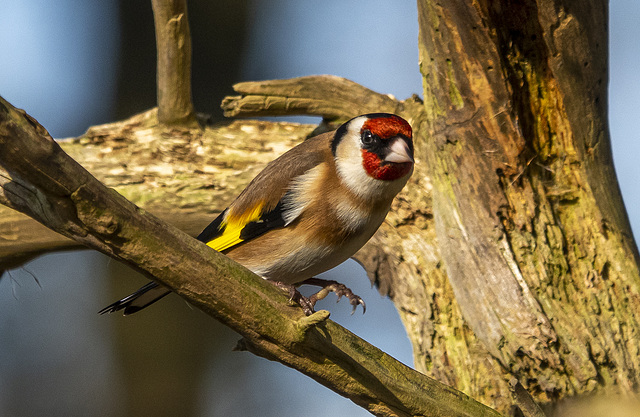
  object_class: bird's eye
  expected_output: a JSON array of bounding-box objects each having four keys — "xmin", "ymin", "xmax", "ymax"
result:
[{"xmin": 362, "ymin": 130, "xmax": 375, "ymax": 145}]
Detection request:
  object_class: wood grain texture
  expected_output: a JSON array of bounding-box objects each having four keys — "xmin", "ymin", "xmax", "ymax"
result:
[
  {"xmin": 416, "ymin": 0, "xmax": 640, "ymax": 407},
  {"xmin": 151, "ymin": 0, "xmax": 196, "ymax": 125},
  {"xmin": 222, "ymin": 75, "xmax": 420, "ymax": 121}
]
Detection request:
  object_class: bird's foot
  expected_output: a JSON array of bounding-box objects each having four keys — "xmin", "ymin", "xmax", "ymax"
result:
[
  {"xmin": 272, "ymin": 281, "xmax": 316, "ymax": 316},
  {"xmin": 272, "ymin": 278, "xmax": 366, "ymax": 316},
  {"xmin": 301, "ymin": 277, "xmax": 366, "ymax": 315}
]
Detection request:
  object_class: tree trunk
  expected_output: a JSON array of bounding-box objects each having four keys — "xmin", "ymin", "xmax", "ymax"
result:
[{"xmin": 356, "ymin": 0, "xmax": 640, "ymax": 410}]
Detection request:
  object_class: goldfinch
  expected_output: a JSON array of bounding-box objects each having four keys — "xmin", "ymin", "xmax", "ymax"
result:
[{"xmin": 100, "ymin": 113, "xmax": 414, "ymax": 316}]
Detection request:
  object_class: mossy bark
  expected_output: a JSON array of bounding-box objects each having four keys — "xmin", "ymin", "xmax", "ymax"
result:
[{"xmin": 383, "ymin": 0, "xmax": 640, "ymax": 410}]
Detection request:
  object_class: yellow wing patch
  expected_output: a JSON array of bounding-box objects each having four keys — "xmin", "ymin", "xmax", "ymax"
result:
[{"xmin": 205, "ymin": 201, "xmax": 265, "ymax": 252}]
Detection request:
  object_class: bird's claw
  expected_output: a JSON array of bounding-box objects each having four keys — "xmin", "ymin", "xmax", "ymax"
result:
[
  {"xmin": 303, "ymin": 278, "xmax": 366, "ymax": 315},
  {"xmin": 273, "ymin": 278, "xmax": 366, "ymax": 316},
  {"xmin": 297, "ymin": 295, "xmax": 316, "ymax": 316},
  {"xmin": 335, "ymin": 285, "xmax": 366, "ymax": 315},
  {"xmin": 273, "ymin": 281, "xmax": 316, "ymax": 315},
  {"xmin": 349, "ymin": 295, "xmax": 366, "ymax": 315},
  {"xmin": 327, "ymin": 285, "xmax": 366, "ymax": 314}
]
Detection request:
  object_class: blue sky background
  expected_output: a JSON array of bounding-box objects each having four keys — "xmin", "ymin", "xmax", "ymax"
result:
[{"xmin": 0, "ymin": 1, "xmax": 638, "ymax": 416}]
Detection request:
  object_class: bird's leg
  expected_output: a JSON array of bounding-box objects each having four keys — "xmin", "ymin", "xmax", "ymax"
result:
[
  {"xmin": 272, "ymin": 281, "xmax": 316, "ymax": 316},
  {"xmin": 271, "ymin": 278, "xmax": 366, "ymax": 315},
  {"xmin": 300, "ymin": 277, "xmax": 366, "ymax": 314}
]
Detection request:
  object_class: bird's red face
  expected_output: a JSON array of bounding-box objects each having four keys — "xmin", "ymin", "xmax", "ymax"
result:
[{"xmin": 359, "ymin": 115, "xmax": 414, "ymax": 181}]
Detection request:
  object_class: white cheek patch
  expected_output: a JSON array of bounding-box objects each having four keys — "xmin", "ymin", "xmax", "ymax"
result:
[
  {"xmin": 335, "ymin": 156, "xmax": 385, "ymax": 199},
  {"xmin": 334, "ymin": 116, "xmax": 412, "ymax": 201},
  {"xmin": 334, "ymin": 116, "xmax": 386, "ymax": 200}
]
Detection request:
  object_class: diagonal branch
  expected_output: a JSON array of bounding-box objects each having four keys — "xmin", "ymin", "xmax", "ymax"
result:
[{"xmin": 0, "ymin": 96, "xmax": 502, "ymax": 417}]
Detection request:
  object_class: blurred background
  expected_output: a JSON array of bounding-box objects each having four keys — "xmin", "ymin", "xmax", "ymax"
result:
[{"xmin": 0, "ymin": 1, "xmax": 638, "ymax": 416}]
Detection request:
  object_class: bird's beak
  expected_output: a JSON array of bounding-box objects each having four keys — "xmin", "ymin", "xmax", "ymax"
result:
[{"xmin": 384, "ymin": 138, "xmax": 414, "ymax": 163}]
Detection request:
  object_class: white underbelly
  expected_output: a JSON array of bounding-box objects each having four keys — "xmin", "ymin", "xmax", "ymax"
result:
[{"xmin": 256, "ymin": 214, "xmax": 385, "ymax": 284}]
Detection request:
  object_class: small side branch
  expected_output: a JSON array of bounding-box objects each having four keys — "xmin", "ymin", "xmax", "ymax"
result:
[{"xmin": 151, "ymin": 0, "xmax": 196, "ymax": 125}]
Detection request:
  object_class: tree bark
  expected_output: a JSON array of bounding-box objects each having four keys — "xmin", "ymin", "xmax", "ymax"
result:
[
  {"xmin": 151, "ymin": 0, "xmax": 196, "ymax": 125},
  {"xmin": 389, "ymin": 0, "xmax": 640, "ymax": 409}
]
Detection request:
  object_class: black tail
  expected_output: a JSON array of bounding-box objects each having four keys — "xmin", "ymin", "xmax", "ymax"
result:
[
  {"xmin": 101, "ymin": 212, "xmax": 228, "ymax": 315},
  {"xmin": 99, "ymin": 281, "xmax": 171, "ymax": 316}
]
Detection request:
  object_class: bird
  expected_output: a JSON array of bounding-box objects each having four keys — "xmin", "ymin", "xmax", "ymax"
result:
[{"xmin": 99, "ymin": 113, "xmax": 414, "ymax": 316}]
